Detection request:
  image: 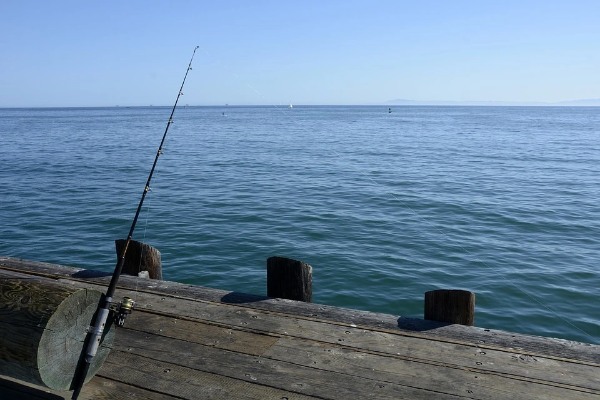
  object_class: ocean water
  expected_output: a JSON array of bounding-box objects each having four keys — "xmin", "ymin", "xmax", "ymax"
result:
[{"xmin": 1, "ymin": 105, "xmax": 599, "ymax": 344}]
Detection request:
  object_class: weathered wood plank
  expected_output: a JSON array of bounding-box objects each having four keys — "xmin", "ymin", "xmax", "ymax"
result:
[
  {"xmin": 1, "ymin": 257, "xmax": 599, "ymax": 400},
  {"xmin": 81, "ymin": 375, "xmax": 176, "ymax": 400},
  {"xmin": 263, "ymin": 337, "xmax": 599, "ymax": 400},
  {"xmin": 111, "ymin": 327, "xmax": 466, "ymax": 399},
  {"xmin": 36, "ymin": 273, "xmax": 597, "ymax": 397},
  {"xmin": 2, "ymin": 257, "xmax": 597, "ymax": 363},
  {"xmin": 123, "ymin": 312, "xmax": 279, "ymax": 356},
  {"xmin": 0, "ymin": 257, "xmax": 600, "ymax": 364},
  {"xmin": 111, "ymin": 310, "xmax": 600, "ymax": 399},
  {"xmin": 0, "ymin": 374, "xmax": 167, "ymax": 400},
  {"xmin": 0, "ymin": 270, "xmax": 114, "ymax": 390},
  {"xmin": 0, "ymin": 374, "xmax": 66, "ymax": 399},
  {"xmin": 4, "ymin": 261, "xmax": 596, "ymax": 394},
  {"xmin": 69, "ymin": 282, "xmax": 598, "ymax": 393},
  {"xmin": 114, "ymin": 310, "xmax": 600, "ymax": 398},
  {"xmin": 99, "ymin": 351, "xmax": 319, "ymax": 400}
]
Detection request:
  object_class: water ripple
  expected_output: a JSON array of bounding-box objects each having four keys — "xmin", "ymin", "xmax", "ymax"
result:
[{"xmin": 1, "ymin": 106, "xmax": 599, "ymax": 344}]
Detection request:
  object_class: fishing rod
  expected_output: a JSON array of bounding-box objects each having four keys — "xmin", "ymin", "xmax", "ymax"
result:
[{"xmin": 71, "ymin": 46, "xmax": 199, "ymax": 399}]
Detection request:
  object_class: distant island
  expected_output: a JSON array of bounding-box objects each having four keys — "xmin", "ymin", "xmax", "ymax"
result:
[{"xmin": 386, "ymin": 98, "xmax": 600, "ymax": 106}]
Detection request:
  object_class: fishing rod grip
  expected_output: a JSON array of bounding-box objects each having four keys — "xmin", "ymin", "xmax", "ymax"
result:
[
  {"xmin": 71, "ymin": 303, "xmax": 111, "ymax": 399},
  {"xmin": 85, "ymin": 305, "xmax": 112, "ymax": 359},
  {"xmin": 71, "ymin": 359, "xmax": 90, "ymax": 399}
]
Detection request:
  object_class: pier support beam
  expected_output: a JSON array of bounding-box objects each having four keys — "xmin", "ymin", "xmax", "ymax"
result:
[
  {"xmin": 267, "ymin": 256, "xmax": 312, "ymax": 302},
  {"xmin": 0, "ymin": 271, "xmax": 114, "ymax": 390},
  {"xmin": 424, "ymin": 289, "xmax": 475, "ymax": 326}
]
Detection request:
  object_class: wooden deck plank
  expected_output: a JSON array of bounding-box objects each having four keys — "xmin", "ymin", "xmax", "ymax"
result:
[
  {"xmin": 0, "ymin": 375, "xmax": 65, "ymax": 399},
  {"xmin": 1, "ymin": 258, "xmax": 599, "ymax": 400},
  {"xmin": 74, "ymin": 282, "xmax": 598, "ymax": 393},
  {"xmin": 2, "ymin": 256, "xmax": 597, "ymax": 362},
  {"xmin": 124, "ymin": 311, "xmax": 279, "ymax": 356},
  {"xmin": 78, "ymin": 376, "xmax": 175, "ymax": 400},
  {"xmin": 122, "ymin": 308, "xmax": 600, "ymax": 392},
  {"xmin": 99, "ymin": 351, "xmax": 320, "ymax": 400},
  {"xmin": 44, "ymin": 268, "xmax": 600, "ymax": 395},
  {"xmin": 263, "ymin": 337, "xmax": 599, "ymax": 400},
  {"xmin": 111, "ymin": 326, "xmax": 466, "ymax": 399},
  {"xmin": 0, "ymin": 374, "xmax": 169, "ymax": 400},
  {"xmin": 117, "ymin": 311, "xmax": 600, "ymax": 399}
]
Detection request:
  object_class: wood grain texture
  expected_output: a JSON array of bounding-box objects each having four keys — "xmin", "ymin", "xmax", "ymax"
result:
[
  {"xmin": 114, "ymin": 309, "xmax": 600, "ymax": 399},
  {"xmin": 1, "ymin": 257, "xmax": 599, "ymax": 399},
  {"xmin": 110, "ymin": 328, "xmax": 464, "ymax": 400},
  {"xmin": 0, "ymin": 375, "xmax": 66, "ymax": 399},
  {"xmin": 267, "ymin": 256, "xmax": 312, "ymax": 302},
  {"xmin": 99, "ymin": 351, "xmax": 318, "ymax": 400},
  {"xmin": 115, "ymin": 239, "xmax": 162, "ymax": 280},
  {"xmin": 1, "ymin": 257, "xmax": 597, "ymax": 362},
  {"xmin": 55, "ymin": 275, "xmax": 600, "ymax": 396},
  {"xmin": 112, "ymin": 295, "xmax": 598, "ymax": 392},
  {"xmin": 0, "ymin": 271, "xmax": 114, "ymax": 390},
  {"xmin": 425, "ymin": 289, "xmax": 476, "ymax": 326},
  {"xmin": 0, "ymin": 374, "xmax": 170, "ymax": 400}
]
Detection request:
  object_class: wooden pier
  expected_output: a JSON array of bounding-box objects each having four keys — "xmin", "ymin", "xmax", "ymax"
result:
[{"xmin": 1, "ymin": 257, "xmax": 598, "ymax": 399}]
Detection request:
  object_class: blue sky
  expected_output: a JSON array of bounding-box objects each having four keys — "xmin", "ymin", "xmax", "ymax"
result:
[{"xmin": 1, "ymin": 1, "xmax": 599, "ymax": 106}]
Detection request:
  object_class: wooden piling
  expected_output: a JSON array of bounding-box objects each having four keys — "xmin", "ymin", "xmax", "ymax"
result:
[
  {"xmin": 267, "ymin": 256, "xmax": 312, "ymax": 302},
  {"xmin": 424, "ymin": 289, "xmax": 475, "ymax": 326},
  {"xmin": 0, "ymin": 271, "xmax": 114, "ymax": 390},
  {"xmin": 115, "ymin": 239, "xmax": 162, "ymax": 280}
]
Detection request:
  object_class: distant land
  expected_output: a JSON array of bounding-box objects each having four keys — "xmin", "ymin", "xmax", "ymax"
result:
[{"xmin": 386, "ymin": 98, "xmax": 600, "ymax": 106}]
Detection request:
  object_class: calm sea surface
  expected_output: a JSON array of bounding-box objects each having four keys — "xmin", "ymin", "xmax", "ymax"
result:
[{"xmin": 1, "ymin": 105, "xmax": 598, "ymax": 344}]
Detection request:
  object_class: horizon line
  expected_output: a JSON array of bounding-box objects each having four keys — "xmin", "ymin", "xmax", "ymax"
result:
[
  {"xmin": 2, "ymin": 97, "xmax": 600, "ymax": 109},
  {"xmin": 2, "ymin": 102, "xmax": 600, "ymax": 109}
]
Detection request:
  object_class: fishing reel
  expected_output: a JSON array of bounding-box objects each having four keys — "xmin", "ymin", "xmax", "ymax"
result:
[{"xmin": 112, "ymin": 296, "xmax": 135, "ymax": 327}]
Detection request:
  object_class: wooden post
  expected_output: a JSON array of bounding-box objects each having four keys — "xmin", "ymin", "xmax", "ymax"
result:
[
  {"xmin": 424, "ymin": 289, "xmax": 475, "ymax": 326},
  {"xmin": 115, "ymin": 239, "xmax": 162, "ymax": 280},
  {"xmin": 0, "ymin": 271, "xmax": 114, "ymax": 390},
  {"xmin": 267, "ymin": 256, "xmax": 312, "ymax": 302}
]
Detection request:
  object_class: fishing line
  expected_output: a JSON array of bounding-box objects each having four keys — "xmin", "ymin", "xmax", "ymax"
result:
[
  {"xmin": 132, "ymin": 202, "xmax": 152, "ymax": 301},
  {"xmin": 201, "ymin": 49, "xmax": 291, "ymax": 110},
  {"xmin": 70, "ymin": 46, "xmax": 200, "ymax": 399},
  {"xmin": 197, "ymin": 51, "xmax": 594, "ymax": 342}
]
